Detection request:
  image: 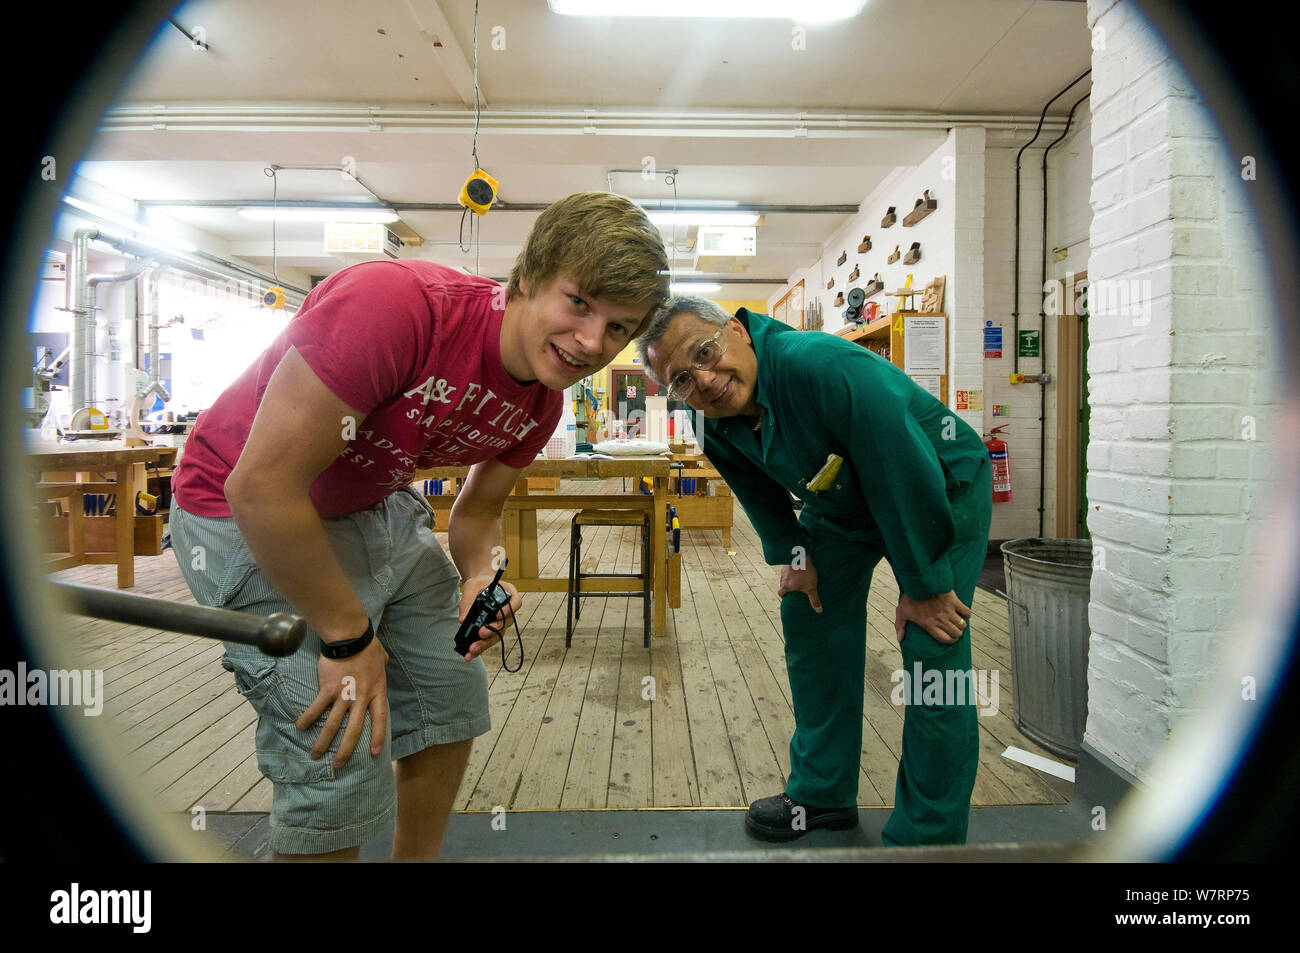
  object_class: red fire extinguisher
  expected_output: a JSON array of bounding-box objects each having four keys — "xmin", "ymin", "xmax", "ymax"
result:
[{"xmin": 986, "ymin": 425, "xmax": 1013, "ymax": 502}]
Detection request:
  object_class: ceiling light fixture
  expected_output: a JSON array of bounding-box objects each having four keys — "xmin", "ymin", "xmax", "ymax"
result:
[
  {"xmin": 548, "ymin": 0, "xmax": 867, "ymax": 21},
  {"xmin": 670, "ymin": 282, "xmax": 723, "ymax": 294},
  {"xmin": 238, "ymin": 207, "xmax": 400, "ymax": 224},
  {"xmin": 62, "ymin": 196, "xmax": 199, "ymax": 253},
  {"xmin": 648, "ymin": 211, "xmax": 762, "ymax": 227}
]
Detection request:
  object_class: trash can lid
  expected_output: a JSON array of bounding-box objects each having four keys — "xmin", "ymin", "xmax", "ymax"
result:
[{"xmin": 1000, "ymin": 537, "xmax": 1093, "ymax": 569}]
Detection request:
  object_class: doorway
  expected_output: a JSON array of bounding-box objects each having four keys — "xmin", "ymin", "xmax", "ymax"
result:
[{"xmin": 612, "ymin": 367, "xmax": 648, "ymax": 437}]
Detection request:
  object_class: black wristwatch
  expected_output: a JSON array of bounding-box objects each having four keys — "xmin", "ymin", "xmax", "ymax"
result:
[{"xmin": 320, "ymin": 620, "xmax": 375, "ymax": 660}]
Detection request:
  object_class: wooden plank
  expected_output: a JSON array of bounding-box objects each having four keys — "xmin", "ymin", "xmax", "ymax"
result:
[
  {"xmin": 676, "ymin": 640, "xmax": 743, "ymax": 806},
  {"xmin": 511, "ymin": 631, "xmax": 596, "ymax": 808},
  {"xmin": 103, "ymin": 645, "xmax": 227, "ymax": 725},
  {"xmin": 460, "ymin": 533, "xmax": 575, "ymax": 802},
  {"xmin": 158, "ymin": 720, "xmax": 260, "ymax": 812},
  {"xmin": 230, "ymin": 777, "xmax": 273, "ymax": 813},
  {"xmin": 138, "ymin": 699, "xmax": 256, "ymax": 795},
  {"xmin": 100, "ymin": 637, "xmax": 212, "ymax": 693},
  {"xmin": 115, "ymin": 669, "xmax": 236, "ymax": 754},
  {"xmin": 466, "ymin": 632, "xmax": 569, "ymax": 811},
  {"xmin": 127, "ymin": 688, "xmax": 248, "ymax": 779},
  {"xmin": 607, "ymin": 528, "xmax": 655, "ymax": 808},
  {"xmin": 559, "ymin": 576, "xmax": 627, "ymax": 809},
  {"xmin": 650, "ymin": 638, "xmax": 700, "ymax": 807},
  {"xmin": 194, "ymin": 752, "xmax": 266, "ymax": 813},
  {"xmin": 509, "ymin": 517, "xmax": 625, "ymax": 809},
  {"xmin": 703, "ymin": 638, "xmax": 785, "ymax": 803}
]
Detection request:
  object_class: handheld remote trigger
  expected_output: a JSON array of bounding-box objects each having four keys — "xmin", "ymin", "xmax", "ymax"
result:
[{"xmin": 454, "ymin": 562, "xmax": 510, "ymax": 657}]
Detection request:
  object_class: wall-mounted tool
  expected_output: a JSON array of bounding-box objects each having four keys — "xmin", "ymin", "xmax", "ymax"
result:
[
  {"xmin": 826, "ymin": 277, "xmax": 835, "ymax": 290},
  {"xmin": 857, "ymin": 235, "xmax": 872, "ymax": 253},
  {"xmin": 902, "ymin": 189, "xmax": 937, "ymax": 226},
  {"xmin": 836, "ymin": 250, "xmax": 847, "ymax": 267},
  {"xmin": 887, "ymin": 245, "xmax": 900, "ymax": 264},
  {"xmin": 863, "ymin": 274, "xmax": 885, "ymax": 298},
  {"xmin": 881, "ymin": 206, "xmax": 897, "ymax": 228},
  {"xmin": 904, "ymin": 241, "xmax": 922, "ymax": 265},
  {"xmin": 847, "ymin": 264, "xmax": 860, "ymax": 283}
]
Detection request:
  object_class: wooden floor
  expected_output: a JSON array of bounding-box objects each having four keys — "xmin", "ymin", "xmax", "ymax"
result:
[{"xmin": 47, "ymin": 478, "xmax": 1071, "ymax": 821}]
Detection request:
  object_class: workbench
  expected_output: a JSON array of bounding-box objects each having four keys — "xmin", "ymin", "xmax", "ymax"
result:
[
  {"xmin": 667, "ymin": 453, "xmax": 735, "ymax": 547},
  {"xmin": 25, "ymin": 440, "xmax": 179, "ymax": 588},
  {"xmin": 414, "ymin": 457, "xmax": 674, "ymax": 638}
]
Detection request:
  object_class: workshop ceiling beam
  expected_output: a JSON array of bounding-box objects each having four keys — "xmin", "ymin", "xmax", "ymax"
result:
[{"xmin": 403, "ymin": 0, "xmax": 484, "ymax": 110}]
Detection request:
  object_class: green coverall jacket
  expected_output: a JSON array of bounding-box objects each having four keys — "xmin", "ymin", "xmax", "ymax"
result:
[
  {"xmin": 700, "ymin": 308, "xmax": 988, "ymax": 600},
  {"xmin": 697, "ymin": 308, "xmax": 993, "ymax": 845}
]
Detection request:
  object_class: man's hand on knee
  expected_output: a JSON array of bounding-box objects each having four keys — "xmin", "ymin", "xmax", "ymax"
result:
[
  {"xmin": 778, "ymin": 558, "xmax": 823, "ymax": 614},
  {"xmin": 298, "ymin": 638, "xmax": 390, "ymax": 769},
  {"xmin": 895, "ymin": 590, "xmax": 971, "ymax": 645}
]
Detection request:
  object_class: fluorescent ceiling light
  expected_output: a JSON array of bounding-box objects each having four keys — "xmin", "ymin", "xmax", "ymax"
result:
[
  {"xmin": 649, "ymin": 211, "xmax": 761, "ymax": 227},
  {"xmin": 549, "ymin": 0, "xmax": 867, "ymax": 20},
  {"xmin": 671, "ymin": 282, "xmax": 722, "ymax": 294},
  {"xmin": 239, "ymin": 207, "xmax": 400, "ymax": 224},
  {"xmin": 62, "ymin": 196, "xmax": 199, "ymax": 253}
]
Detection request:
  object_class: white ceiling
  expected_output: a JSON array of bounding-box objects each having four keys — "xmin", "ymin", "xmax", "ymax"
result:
[{"xmin": 74, "ymin": 0, "xmax": 1093, "ymax": 293}]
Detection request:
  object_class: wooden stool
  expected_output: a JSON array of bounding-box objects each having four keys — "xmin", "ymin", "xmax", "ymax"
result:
[{"xmin": 567, "ymin": 509, "xmax": 651, "ymax": 648}]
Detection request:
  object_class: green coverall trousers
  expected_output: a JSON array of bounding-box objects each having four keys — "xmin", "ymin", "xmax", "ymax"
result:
[{"xmin": 779, "ymin": 461, "xmax": 993, "ymax": 846}]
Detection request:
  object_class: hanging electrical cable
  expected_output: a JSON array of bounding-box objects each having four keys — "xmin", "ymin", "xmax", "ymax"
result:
[
  {"xmin": 457, "ymin": 0, "xmax": 498, "ymax": 271},
  {"xmin": 668, "ymin": 170, "xmax": 679, "ymax": 284},
  {"xmin": 260, "ymin": 165, "xmax": 287, "ymax": 309}
]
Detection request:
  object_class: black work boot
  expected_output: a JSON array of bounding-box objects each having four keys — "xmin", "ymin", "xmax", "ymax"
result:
[{"xmin": 745, "ymin": 793, "xmax": 859, "ymax": 842}]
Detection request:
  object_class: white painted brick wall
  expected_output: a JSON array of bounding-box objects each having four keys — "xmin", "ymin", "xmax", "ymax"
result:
[{"xmin": 1082, "ymin": 0, "xmax": 1283, "ymax": 780}]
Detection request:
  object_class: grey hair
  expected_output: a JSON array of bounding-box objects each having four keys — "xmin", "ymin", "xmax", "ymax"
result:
[{"xmin": 636, "ymin": 295, "xmax": 734, "ymax": 385}]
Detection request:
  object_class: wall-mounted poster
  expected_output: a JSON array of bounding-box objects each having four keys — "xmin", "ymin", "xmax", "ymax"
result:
[{"xmin": 903, "ymin": 315, "xmax": 946, "ymax": 375}]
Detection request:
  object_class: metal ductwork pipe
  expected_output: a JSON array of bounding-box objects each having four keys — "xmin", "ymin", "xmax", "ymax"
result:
[
  {"xmin": 64, "ymin": 221, "xmax": 308, "ymax": 411},
  {"xmin": 84, "ymin": 257, "xmax": 153, "ymax": 413},
  {"xmin": 68, "ymin": 228, "xmax": 96, "ymax": 413},
  {"xmin": 150, "ymin": 269, "xmax": 163, "ymax": 388},
  {"xmin": 138, "ymin": 264, "xmax": 167, "ymax": 387},
  {"xmin": 76, "ymin": 223, "xmax": 310, "ymax": 305}
]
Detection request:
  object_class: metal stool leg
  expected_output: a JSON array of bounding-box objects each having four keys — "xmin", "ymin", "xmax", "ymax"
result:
[
  {"xmin": 566, "ymin": 517, "xmax": 578, "ymax": 647},
  {"xmin": 642, "ymin": 515, "xmax": 651, "ymax": 648},
  {"xmin": 574, "ymin": 524, "xmax": 583, "ymax": 622}
]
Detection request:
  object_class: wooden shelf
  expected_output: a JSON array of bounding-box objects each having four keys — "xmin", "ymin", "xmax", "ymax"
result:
[
  {"xmin": 835, "ymin": 313, "xmax": 949, "ymax": 407},
  {"xmin": 836, "ymin": 314, "xmax": 892, "ymax": 344}
]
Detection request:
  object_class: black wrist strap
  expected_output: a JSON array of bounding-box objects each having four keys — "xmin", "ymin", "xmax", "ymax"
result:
[
  {"xmin": 482, "ymin": 604, "xmax": 524, "ymax": 673},
  {"xmin": 320, "ymin": 620, "xmax": 375, "ymax": 660}
]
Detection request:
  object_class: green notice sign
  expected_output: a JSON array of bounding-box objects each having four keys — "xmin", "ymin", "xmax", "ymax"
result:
[{"xmin": 1018, "ymin": 329, "xmax": 1040, "ymax": 357}]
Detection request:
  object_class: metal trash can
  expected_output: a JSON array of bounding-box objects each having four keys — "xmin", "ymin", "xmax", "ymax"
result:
[{"xmin": 999, "ymin": 538, "xmax": 1093, "ymax": 761}]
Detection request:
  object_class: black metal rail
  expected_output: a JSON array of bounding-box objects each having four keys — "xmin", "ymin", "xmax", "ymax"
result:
[{"xmin": 50, "ymin": 582, "xmax": 306, "ymax": 657}]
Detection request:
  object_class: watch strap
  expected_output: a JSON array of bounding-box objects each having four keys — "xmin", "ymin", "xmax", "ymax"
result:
[{"xmin": 320, "ymin": 620, "xmax": 375, "ymax": 660}]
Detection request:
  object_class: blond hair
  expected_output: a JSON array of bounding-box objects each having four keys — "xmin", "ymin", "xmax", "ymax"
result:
[{"xmin": 508, "ymin": 192, "xmax": 669, "ymax": 336}]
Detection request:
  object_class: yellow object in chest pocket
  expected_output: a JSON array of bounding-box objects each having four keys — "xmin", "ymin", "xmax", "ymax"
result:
[{"xmin": 805, "ymin": 453, "xmax": 844, "ymax": 494}]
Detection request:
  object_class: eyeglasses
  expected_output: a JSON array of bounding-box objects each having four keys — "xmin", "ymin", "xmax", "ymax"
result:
[{"xmin": 665, "ymin": 328, "xmax": 728, "ymax": 400}]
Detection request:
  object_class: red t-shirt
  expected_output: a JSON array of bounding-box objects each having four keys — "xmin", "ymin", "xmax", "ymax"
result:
[{"xmin": 172, "ymin": 259, "xmax": 561, "ymax": 519}]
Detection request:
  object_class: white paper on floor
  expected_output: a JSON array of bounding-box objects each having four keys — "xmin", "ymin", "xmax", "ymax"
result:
[{"xmin": 1001, "ymin": 746, "xmax": 1076, "ymax": 782}]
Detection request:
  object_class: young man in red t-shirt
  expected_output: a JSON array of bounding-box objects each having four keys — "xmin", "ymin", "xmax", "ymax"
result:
[{"xmin": 168, "ymin": 192, "xmax": 668, "ymax": 860}]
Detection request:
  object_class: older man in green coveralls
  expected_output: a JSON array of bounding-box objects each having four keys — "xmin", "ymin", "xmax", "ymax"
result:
[{"xmin": 639, "ymin": 296, "xmax": 993, "ymax": 845}]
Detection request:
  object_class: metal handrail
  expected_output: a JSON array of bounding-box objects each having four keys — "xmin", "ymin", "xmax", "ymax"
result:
[{"xmin": 50, "ymin": 582, "xmax": 306, "ymax": 657}]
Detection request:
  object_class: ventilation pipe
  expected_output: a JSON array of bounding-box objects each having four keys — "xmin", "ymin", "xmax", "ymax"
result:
[
  {"xmin": 137, "ymin": 265, "xmax": 169, "ymax": 390},
  {"xmin": 85, "ymin": 258, "xmax": 153, "ymax": 411},
  {"xmin": 65, "ymin": 226, "xmax": 306, "ymax": 410},
  {"xmin": 1038, "ymin": 92, "xmax": 1091, "ymax": 537}
]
